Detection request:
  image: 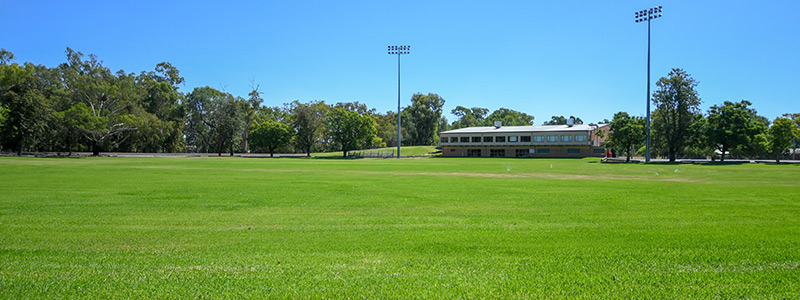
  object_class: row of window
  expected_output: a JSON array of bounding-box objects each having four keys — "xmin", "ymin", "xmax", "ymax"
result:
[
  {"xmin": 442, "ymin": 135, "xmax": 588, "ymax": 143},
  {"xmin": 461, "ymin": 148, "xmax": 605, "ymax": 157}
]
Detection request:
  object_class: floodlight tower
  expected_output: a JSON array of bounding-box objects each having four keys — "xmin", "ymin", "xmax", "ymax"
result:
[
  {"xmin": 388, "ymin": 45, "xmax": 410, "ymax": 158},
  {"xmin": 635, "ymin": 5, "xmax": 662, "ymax": 163}
]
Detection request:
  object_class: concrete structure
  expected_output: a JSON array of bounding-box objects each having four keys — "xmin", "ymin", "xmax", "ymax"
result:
[{"xmin": 440, "ymin": 123, "xmax": 609, "ymax": 158}]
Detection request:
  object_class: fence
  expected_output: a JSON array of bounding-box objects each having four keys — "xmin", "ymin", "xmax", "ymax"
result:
[{"xmin": 347, "ymin": 150, "xmax": 396, "ymax": 158}]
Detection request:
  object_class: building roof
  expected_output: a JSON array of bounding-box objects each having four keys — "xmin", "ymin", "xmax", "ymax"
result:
[{"xmin": 441, "ymin": 124, "xmax": 608, "ymax": 134}]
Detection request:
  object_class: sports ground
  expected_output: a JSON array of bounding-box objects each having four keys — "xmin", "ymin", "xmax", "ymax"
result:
[{"xmin": 1, "ymin": 156, "xmax": 798, "ymax": 298}]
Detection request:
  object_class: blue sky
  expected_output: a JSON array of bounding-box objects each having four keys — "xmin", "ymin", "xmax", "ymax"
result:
[{"xmin": 2, "ymin": 0, "xmax": 798, "ymax": 124}]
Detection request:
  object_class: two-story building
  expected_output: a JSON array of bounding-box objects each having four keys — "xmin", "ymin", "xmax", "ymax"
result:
[{"xmin": 439, "ymin": 122, "xmax": 609, "ymax": 158}]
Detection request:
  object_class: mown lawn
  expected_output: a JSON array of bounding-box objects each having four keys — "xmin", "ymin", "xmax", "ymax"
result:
[
  {"xmin": 311, "ymin": 145, "xmax": 438, "ymax": 157},
  {"xmin": 0, "ymin": 157, "xmax": 798, "ymax": 298}
]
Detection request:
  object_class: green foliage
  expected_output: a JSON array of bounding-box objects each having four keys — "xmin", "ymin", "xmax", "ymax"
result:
[
  {"xmin": 543, "ymin": 115, "xmax": 583, "ymax": 125},
  {"xmin": 289, "ymin": 100, "xmax": 329, "ymax": 156},
  {"xmin": 185, "ymin": 87, "xmax": 245, "ymax": 155},
  {"xmin": 326, "ymin": 107, "xmax": 377, "ymax": 157},
  {"xmin": 486, "ymin": 107, "xmax": 535, "ymax": 126},
  {"xmin": 0, "ymin": 48, "xmax": 13, "ymax": 65},
  {"xmin": 249, "ymin": 120, "xmax": 292, "ymax": 157},
  {"xmin": 404, "ymin": 93, "xmax": 445, "ymax": 146},
  {"xmin": 652, "ymin": 68, "xmax": 702, "ymax": 161},
  {"xmin": 60, "ymin": 48, "xmax": 141, "ymax": 155},
  {"xmin": 705, "ymin": 100, "xmax": 766, "ymax": 161},
  {"xmin": 607, "ymin": 112, "xmax": 645, "ymax": 162},
  {"xmin": 0, "ymin": 63, "xmax": 51, "ymax": 155},
  {"xmin": 450, "ymin": 106, "xmax": 489, "ymax": 129},
  {"xmin": 372, "ymin": 111, "xmax": 399, "ymax": 148},
  {"xmin": 767, "ymin": 117, "xmax": 799, "ymax": 162}
]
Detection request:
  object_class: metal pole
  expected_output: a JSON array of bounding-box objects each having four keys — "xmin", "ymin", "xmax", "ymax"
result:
[
  {"xmin": 397, "ymin": 52, "xmax": 401, "ymax": 159},
  {"xmin": 646, "ymin": 14, "xmax": 651, "ymax": 163},
  {"xmin": 636, "ymin": 6, "xmax": 661, "ymax": 162}
]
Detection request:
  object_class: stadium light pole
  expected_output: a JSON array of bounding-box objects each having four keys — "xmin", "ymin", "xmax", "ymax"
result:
[
  {"xmin": 635, "ymin": 5, "xmax": 662, "ymax": 163},
  {"xmin": 388, "ymin": 45, "xmax": 410, "ymax": 158}
]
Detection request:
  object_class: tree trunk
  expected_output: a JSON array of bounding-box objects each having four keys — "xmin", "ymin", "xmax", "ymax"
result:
[
  {"xmin": 241, "ymin": 129, "xmax": 248, "ymax": 154},
  {"xmin": 342, "ymin": 149, "xmax": 347, "ymax": 158},
  {"xmin": 626, "ymin": 144, "xmax": 632, "ymax": 162},
  {"xmin": 92, "ymin": 141, "xmax": 101, "ymax": 156},
  {"xmin": 270, "ymin": 148, "xmax": 274, "ymax": 158},
  {"xmin": 668, "ymin": 149, "xmax": 676, "ymax": 162},
  {"xmin": 720, "ymin": 146, "xmax": 727, "ymax": 162}
]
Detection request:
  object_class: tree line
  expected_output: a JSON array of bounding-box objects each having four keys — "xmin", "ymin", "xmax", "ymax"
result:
[
  {"xmin": 0, "ymin": 48, "xmax": 539, "ymax": 157},
  {"xmin": 607, "ymin": 68, "xmax": 799, "ymax": 163},
  {"xmin": 3, "ymin": 49, "xmax": 797, "ymax": 161}
]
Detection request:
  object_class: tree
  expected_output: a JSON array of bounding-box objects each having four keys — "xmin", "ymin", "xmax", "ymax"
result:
[
  {"xmin": 0, "ymin": 48, "xmax": 13, "ymax": 65},
  {"xmin": 405, "ymin": 93, "xmax": 445, "ymax": 145},
  {"xmin": 241, "ymin": 85, "xmax": 263, "ymax": 153},
  {"xmin": 60, "ymin": 48, "xmax": 138, "ymax": 155},
  {"xmin": 607, "ymin": 112, "xmax": 645, "ymax": 162},
  {"xmin": 289, "ymin": 100, "xmax": 329, "ymax": 156},
  {"xmin": 185, "ymin": 86, "xmax": 245, "ymax": 155},
  {"xmin": 486, "ymin": 108, "xmax": 535, "ymax": 126},
  {"xmin": 705, "ymin": 100, "xmax": 763, "ymax": 161},
  {"xmin": 543, "ymin": 115, "xmax": 583, "ymax": 125},
  {"xmin": 121, "ymin": 62, "xmax": 185, "ymax": 153},
  {"xmin": 0, "ymin": 63, "xmax": 51, "ymax": 155},
  {"xmin": 326, "ymin": 107, "xmax": 377, "ymax": 157},
  {"xmin": 249, "ymin": 120, "xmax": 292, "ymax": 157},
  {"xmin": 651, "ymin": 68, "xmax": 702, "ymax": 161},
  {"xmin": 767, "ymin": 117, "xmax": 799, "ymax": 163},
  {"xmin": 372, "ymin": 111, "xmax": 399, "ymax": 147},
  {"xmin": 781, "ymin": 113, "xmax": 800, "ymax": 150},
  {"xmin": 450, "ymin": 106, "xmax": 488, "ymax": 129}
]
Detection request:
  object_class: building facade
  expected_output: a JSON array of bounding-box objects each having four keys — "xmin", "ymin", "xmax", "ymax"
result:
[{"xmin": 440, "ymin": 123, "xmax": 609, "ymax": 158}]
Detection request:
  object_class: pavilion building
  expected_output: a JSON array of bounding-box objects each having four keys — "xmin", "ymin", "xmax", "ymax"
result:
[{"xmin": 439, "ymin": 122, "xmax": 609, "ymax": 158}]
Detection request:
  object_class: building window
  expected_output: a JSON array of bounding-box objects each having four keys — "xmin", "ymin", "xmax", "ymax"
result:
[
  {"xmin": 575, "ymin": 135, "xmax": 587, "ymax": 142},
  {"xmin": 450, "ymin": 149, "xmax": 456, "ymax": 152},
  {"xmin": 509, "ymin": 136, "xmax": 518, "ymax": 142},
  {"xmin": 521, "ymin": 136, "xmax": 531, "ymax": 142},
  {"xmin": 484, "ymin": 136, "xmax": 493, "ymax": 143},
  {"xmin": 490, "ymin": 149, "xmax": 505, "ymax": 157},
  {"xmin": 515, "ymin": 149, "xmax": 528, "ymax": 157},
  {"xmin": 441, "ymin": 137, "xmax": 448, "ymax": 143},
  {"xmin": 529, "ymin": 149, "xmax": 536, "ymax": 154},
  {"xmin": 538, "ymin": 148, "xmax": 550, "ymax": 154},
  {"xmin": 467, "ymin": 149, "xmax": 482, "ymax": 157},
  {"xmin": 533, "ymin": 136, "xmax": 544, "ymax": 142},
  {"xmin": 561, "ymin": 135, "xmax": 572, "ymax": 142},
  {"xmin": 495, "ymin": 136, "xmax": 506, "ymax": 143},
  {"xmin": 471, "ymin": 136, "xmax": 481, "ymax": 143},
  {"xmin": 460, "ymin": 137, "xmax": 470, "ymax": 143},
  {"xmin": 593, "ymin": 149, "xmax": 605, "ymax": 154},
  {"xmin": 546, "ymin": 136, "xmax": 558, "ymax": 142},
  {"xmin": 567, "ymin": 148, "xmax": 581, "ymax": 154}
]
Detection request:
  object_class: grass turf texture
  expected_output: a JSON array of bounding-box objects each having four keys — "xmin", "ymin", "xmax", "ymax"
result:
[
  {"xmin": 311, "ymin": 145, "xmax": 438, "ymax": 158},
  {"xmin": 0, "ymin": 157, "xmax": 798, "ymax": 298}
]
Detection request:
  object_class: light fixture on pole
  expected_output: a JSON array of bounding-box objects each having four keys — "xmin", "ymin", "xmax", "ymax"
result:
[
  {"xmin": 388, "ymin": 45, "xmax": 410, "ymax": 158},
  {"xmin": 635, "ymin": 5, "xmax": 662, "ymax": 163}
]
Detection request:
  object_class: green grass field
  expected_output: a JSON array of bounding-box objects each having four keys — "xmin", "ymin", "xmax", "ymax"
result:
[
  {"xmin": 311, "ymin": 145, "xmax": 439, "ymax": 157},
  {"xmin": 1, "ymin": 157, "xmax": 798, "ymax": 298}
]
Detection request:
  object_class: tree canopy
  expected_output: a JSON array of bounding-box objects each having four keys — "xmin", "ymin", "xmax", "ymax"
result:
[
  {"xmin": 651, "ymin": 68, "xmax": 702, "ymax": 162},
  {"xmin": 326, "ymin": 107, "xmax": 376, "ymax": 157},
  {"xmin": 607, "ymin": 112, "xmax": 645, "ymax": 162}
]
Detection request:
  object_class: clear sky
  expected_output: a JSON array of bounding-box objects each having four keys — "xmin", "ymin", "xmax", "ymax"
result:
[{"xmin": 2, "ymin": 0, "xmax": 798, "ymax": 124}]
